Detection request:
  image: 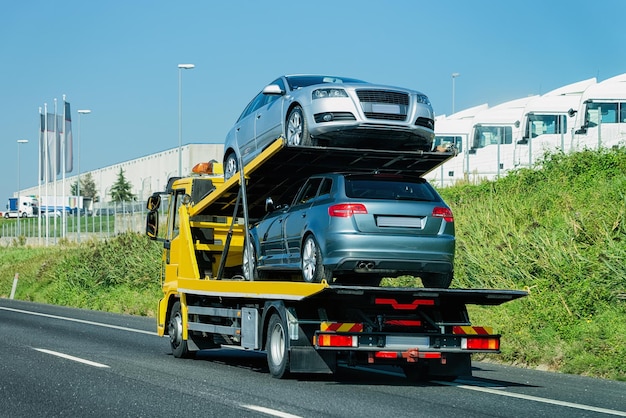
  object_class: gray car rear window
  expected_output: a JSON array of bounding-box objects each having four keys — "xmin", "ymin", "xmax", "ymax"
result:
[{"xmin": 345, "ymin": 178, "xmax": 437, "ymax": 202}]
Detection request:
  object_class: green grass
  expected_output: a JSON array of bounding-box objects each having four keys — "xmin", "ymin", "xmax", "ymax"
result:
[
  {"xmin": 0, "ymin": 233, "xmax": 162, "ymax": 316},
  {"xmin": 438, "ymin": 147, "xmax": 626, "ymax": 381},
  {"xmin": 1, "ymin": 147, "xmax": 625, "ymax": 380}
]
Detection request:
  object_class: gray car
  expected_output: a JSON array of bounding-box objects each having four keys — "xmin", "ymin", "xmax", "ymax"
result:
[
  {"xmin": 223, "ymin": 75, "xmax": 435, "ymax": 179},
  {"xmin": 243, "ymin": 172, "xmax": 455, "ymax": 288}
]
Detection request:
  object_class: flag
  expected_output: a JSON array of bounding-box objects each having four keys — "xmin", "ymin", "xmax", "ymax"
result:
[
  {"xmin": 63, "ymin": 101, "xmax": 73, "ymax": 172},
  {"xmin": 39, "ymin": 111, "xmax": 45, "ymax": 181},
  {"xmin": 55, "ymin": 113, "xmax": 62, "ymax": 175},
  {"xmin": 45, "ymin": 112, "xmax": 56, "ymax": 179}
]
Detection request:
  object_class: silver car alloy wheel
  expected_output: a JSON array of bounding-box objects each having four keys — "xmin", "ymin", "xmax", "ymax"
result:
[
  {"xmin": 301, "ymin": 236, "xmax": 318, "ymax": 283},
  {"xmin": 287, "ymin": 109, "xmax": 303, "ymax": 146},
  {"xmin": 224, "ymin": 153, "xmax": 238, "ymax": 180}
]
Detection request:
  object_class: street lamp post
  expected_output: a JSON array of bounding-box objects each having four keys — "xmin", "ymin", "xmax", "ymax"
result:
[
  {"xmin": 16, "ymin": 139, "xmax": 29, "ymax": 236},
  {"xmin": 178, "ymin": 63, "xmax": 195, "ymax": 177},
  {"xmin": 451, "ymin": 73, "xmax": 460, "ymax": 114},
  {"xmin": 77, "ymin": 109, "xmax": 91, "ymax": 243}
]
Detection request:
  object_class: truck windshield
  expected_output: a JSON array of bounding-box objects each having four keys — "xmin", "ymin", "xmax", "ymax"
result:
[{"xmin": 472, "ymin": 126, "xmax": 512, "ymax": 149}]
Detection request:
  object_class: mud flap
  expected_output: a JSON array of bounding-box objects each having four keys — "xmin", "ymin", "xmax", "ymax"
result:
[
  {"xmin": 289, "ymin": 346, "xmax": 336, "ymax": 374},
  {"xmin": 426, "ymin": 353, "xmax": 472, "ymax": 379}
]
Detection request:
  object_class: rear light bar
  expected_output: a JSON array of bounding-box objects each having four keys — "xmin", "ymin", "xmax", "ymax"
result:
[
  {"xmin": 432, "ymin": 206, "xmax": 454, "ymax": 222},
  {"xmin": 462, "ymin": 337, "xmax": 500, "ymax": 350},
  {"xmin": 454, "ymin": 326, "xmax": 500, "ymax": 351},
  {"xmin": 315, "ymin": 334, "xmax": 358, "ymax": 348},
  {"xmin": 328, "ymin": 203, "xmax": 367, "ymax": 217}
]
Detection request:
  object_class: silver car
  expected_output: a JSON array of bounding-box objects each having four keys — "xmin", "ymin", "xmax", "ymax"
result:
[
  {"xmin": 223, "ymin": 75, "xmax": 435, "ymax": 179},
  {"xmin": 243, "ymin": 172, "xmax": 455, "ymax": 288}
]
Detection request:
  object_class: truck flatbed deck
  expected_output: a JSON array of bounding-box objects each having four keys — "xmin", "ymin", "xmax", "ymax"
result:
[{"xmin": 176, "ymin": 277, "xmax": 526, "ymax": 305}]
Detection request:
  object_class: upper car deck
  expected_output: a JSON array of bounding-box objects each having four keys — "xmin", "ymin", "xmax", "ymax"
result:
[{"xmin": 188, "ymin": 138, "xmax": 455, "ymax": 219}]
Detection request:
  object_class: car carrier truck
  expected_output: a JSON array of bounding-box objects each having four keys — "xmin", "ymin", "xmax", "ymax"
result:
[{"xmin": 145, "ymin": 138, "xmax": 526, "ymax": 380}]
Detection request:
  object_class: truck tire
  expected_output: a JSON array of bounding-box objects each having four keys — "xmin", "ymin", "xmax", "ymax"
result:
[
  {"xmin": 266, "ymin": 313, "xmax": 289, "ymax": 378},
  {"xmin": 168, "ymin": 301, "xmax": 195, "ymax": 359}
]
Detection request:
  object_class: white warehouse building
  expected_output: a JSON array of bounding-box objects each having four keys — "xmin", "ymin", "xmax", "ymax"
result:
[{"xmin": 19, "ymin": 143, "xmax": 224, "ymax": 209}]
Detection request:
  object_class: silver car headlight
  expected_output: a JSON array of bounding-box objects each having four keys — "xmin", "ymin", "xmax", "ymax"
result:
[
  {"xmin": 416, "ymin": 94, "xmax": 431, "ymax": 106},
  {"xmin": 312, "ymin": 88, "xmax": 348, "ymax": 99}
]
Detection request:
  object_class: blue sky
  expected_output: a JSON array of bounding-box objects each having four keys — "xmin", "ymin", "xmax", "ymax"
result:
[{"xmin": 2, "ymin": 0, "xmax": 625, "ymax": 202}]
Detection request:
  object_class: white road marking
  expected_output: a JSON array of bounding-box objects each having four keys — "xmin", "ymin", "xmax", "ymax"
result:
[
  {"xmin": 343, "ymin": 365, "xmax": 626, "ymax": 416},
  {"xmin": 0, "ymin": 306, "xmax": 158, "ymax": 336},
  {"xmin": 434, "ymin": 380, "xmax": 626, "ymax": 417},
  {"xmin": 33, "ymin": 348, "xmax": 110, "ymax": 368},
  {"xmin": 241, "ymin": 405, "xmax": 302, "ymax": 418}
]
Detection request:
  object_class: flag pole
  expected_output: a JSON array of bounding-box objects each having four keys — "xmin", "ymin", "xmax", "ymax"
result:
[
  {"xmin": 44, "ymin": 103, "xmax": 49, "ymax": 246},
  {"xmin": 53, "ymin": 98, "xmax": 58, "ymax": 244},
  {"xmin": 61, "ymin": 95, "xmax": 66, "ymax": 239},
  {"xmin": 38, "ymin": 107, "xmax": 42, "ymax": 244}
]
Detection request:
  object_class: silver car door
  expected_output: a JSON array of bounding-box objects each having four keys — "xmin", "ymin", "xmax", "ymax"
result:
[
  {"xmin": 236, "ymin": 93, "xmax": 266, "ymax": 159},
  {"xmin": 258, "ymin": 213, "xmax": 288, "ymax": 266},
  {"xmin": 283, "ymin": 178, "xmax": 323, "ymax": 265},
  {"xmin": 254, "ymin": 93, "xmax": 284, "ymax": 152}
]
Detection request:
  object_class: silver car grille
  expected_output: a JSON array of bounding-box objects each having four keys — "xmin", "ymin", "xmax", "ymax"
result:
[{"xmin": 357, "ymin": 90, "xmax": 410, "ymax": 121}]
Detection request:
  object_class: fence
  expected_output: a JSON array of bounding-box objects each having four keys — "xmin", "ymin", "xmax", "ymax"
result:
[{"xmin": 0, "ymin": 201, "xmax": 148, "ymax": 246}]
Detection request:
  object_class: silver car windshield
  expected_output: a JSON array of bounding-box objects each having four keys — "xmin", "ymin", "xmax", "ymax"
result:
[
  {"xmin": 345, "ymin": 178, "xmax": 437, "ymax": 202},
  {"xmin": 285, "ymin": 75, "xmax": 366, "ymax": 90}
]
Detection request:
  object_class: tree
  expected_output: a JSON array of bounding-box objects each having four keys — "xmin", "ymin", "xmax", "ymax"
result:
[
  {"xmin": 71, "ymin": 172, "xmax": 99, "ymax": 203},
  {"xmin": 109, "ymin": 168, "xmax": 135, "ymax": 202}
]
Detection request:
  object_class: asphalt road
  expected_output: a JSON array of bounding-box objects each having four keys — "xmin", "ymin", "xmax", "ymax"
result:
[{"xmin": 1, "ymin": 299, "xmax": 624, "ymax": 418}]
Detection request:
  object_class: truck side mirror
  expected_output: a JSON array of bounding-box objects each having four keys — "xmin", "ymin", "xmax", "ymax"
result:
[
  {"xmin": 147, "ymin": 193, "xmax": 161, "ymax": 211},
  {"xmin": 146, "ymin": 210, "xmax": 159, "ymax": 240}
]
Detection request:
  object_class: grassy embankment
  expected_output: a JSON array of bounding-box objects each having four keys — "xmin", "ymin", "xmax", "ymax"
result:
[{"xmin": 1, "ymin": 147, "xmax": 625, "ymax": 380}]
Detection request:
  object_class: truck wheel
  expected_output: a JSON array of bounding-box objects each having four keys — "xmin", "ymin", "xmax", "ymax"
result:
[
  {"xmin": 301, "ymin": 235, "xmax": 331, "ymax": 283},
  {"xmin": 168, "ymin": 301, "xmax": 194, "ymax": 359},
  {"xmin": 4, "ymin": 213, "xmax": 8, "ymax": 219},
  {"xmin": 286, "ymin": 106, "xmax": 313, "ymax": 146},
  {"xmin": 420, "ymin": 272, "xmax": 453, "ymax": 289},
  {"xmin": 266, "ymin": 313, "xmax": 289, "ymax": 378},
  {"xmin": 224, "ymin": 152, "xmax": 238, "ymax": 180}
]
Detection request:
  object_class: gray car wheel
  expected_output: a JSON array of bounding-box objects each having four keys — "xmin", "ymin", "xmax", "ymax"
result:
[
  {"xmin": 301, "ymin": 235, "xmax": 331, "ymax": 283},
  {"xmin": 224, "ymin": 152, "xmax": 238, "ymax": 180},
  {"xmin": 286, "ymin": 106, "xmax": 313, "ymax": 146}
]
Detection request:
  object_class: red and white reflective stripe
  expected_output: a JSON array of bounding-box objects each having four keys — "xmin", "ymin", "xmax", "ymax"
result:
[
  {"xmin": 320, "ymin": 322, "xmax": 363, "ymax": 332},
  {"xmin": 453, "ymin": 326, "xmax": 493, "ymax": 335}
]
